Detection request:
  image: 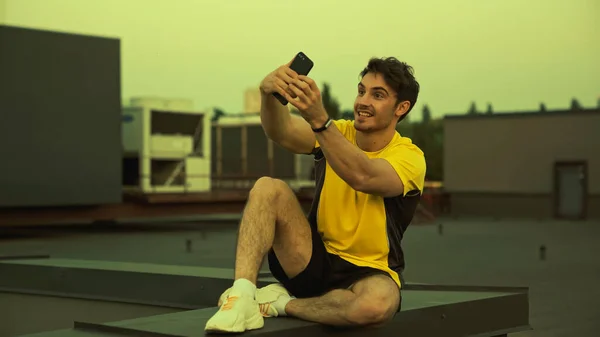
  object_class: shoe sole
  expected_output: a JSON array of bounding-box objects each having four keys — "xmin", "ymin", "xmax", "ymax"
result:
[{"xmin": 205, "ymin": 312, "xmax": 264, "ymax": 334}]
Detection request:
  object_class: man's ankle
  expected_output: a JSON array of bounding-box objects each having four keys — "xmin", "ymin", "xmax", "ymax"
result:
[
  {"xmin": 232, "ymin": 278, "xmax": 257, "ymax": 298},
  {"xmin": 273, "ymin": 296, "xmax": 294, "ymax": 316}
]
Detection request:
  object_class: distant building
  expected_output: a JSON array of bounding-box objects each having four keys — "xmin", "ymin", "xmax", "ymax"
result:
[
  {"xmin": 244, "ymin": 88, "xmax": 261, "ymax": 113},
  {"xmin": 443, "ymin": 109, "xmax": 600, "ymax": 220},
  {"xmin": 211, "ymin": 112, "xmax": 314, "ymax": 191},
  {"xmin": 128, "ymin": 96, "xmax": 194, "ymax": 111}
]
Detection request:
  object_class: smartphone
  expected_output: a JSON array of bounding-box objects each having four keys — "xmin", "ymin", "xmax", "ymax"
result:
[{"xmin": 273, "ymin": 52, "xmax": 314, "ymax": 105}]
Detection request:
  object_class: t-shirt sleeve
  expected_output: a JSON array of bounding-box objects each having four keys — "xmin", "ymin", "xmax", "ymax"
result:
[
  {"xmin": 380, "ymin": 143, "xmax": 426, "ymax": 196},
  {"xmin": 314, "ymin": 119, "xmax": 350, "ymax": 150}
]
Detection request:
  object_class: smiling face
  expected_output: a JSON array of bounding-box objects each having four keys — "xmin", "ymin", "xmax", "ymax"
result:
[{"xmin": 354, "ymin": 72, "xmax": 410, "ymax": 133}]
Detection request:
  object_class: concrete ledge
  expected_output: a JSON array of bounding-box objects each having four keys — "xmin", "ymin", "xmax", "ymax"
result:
[
  {"xmin": 0, "ymin": 257, "xmax": 272, "ymax": 309},
  {"xmin": 0, "ymin": 254, "xmax": 51, "ymax": 260},
  {"xmin": 4, "ymin": 258, "xmax": 531, "ymax": 337},
  {"xmin": 70, "ymin": 287, "xmax": 530, "ymax": 337}
]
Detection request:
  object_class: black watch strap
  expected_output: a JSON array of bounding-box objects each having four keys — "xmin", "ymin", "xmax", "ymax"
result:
[{"xmin": 312, "ymin": 118, "xmax": 333, "ymax": 133}]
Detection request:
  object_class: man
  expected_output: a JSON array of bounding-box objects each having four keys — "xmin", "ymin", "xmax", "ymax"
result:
[{"xmin": 205, "ymin": 56, "xmax": 425, "ymax": 333}]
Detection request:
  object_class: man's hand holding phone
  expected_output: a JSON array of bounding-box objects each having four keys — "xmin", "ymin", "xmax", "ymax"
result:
[
  {"xmin": 259, "ymin": 53, "xmax": 327, "ymax": 128},
  {"xmin": 259, "ymin": 58, "xmax": 299, "ymax": 101},
  {"xmin": 260, "ymin": 52, "xmax": 314, "ymax": 105},
  {"xmin": 283, "ymin": 75, "xmax": 329, "ymax": 129}
]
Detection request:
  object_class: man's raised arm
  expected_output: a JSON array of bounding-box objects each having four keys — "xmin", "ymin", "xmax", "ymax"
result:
[{"xmin": 259, "ymin": 62, "xmax": 316, "ymax": 155}]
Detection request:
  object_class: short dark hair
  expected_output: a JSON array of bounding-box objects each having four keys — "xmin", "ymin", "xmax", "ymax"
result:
[{"xmin": 359, "ymin": 57, "xmax": 420, "ymax": 122}]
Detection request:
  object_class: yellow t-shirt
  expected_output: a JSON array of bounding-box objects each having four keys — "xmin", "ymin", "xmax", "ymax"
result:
[{"xmin": 310, "ymin": 119, "xmax": 426, "ymax": 288}]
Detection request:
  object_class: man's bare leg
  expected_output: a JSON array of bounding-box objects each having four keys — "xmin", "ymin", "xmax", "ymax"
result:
[
  {"xmin": 284, "ymin": 274, "xmax": 400, "ymax": 327},
  {"xmin": 206, "ymin": 177, "xmax": 313, "ymax": 332},
  {"xmin": 234, "ymin": 177, "xmax": 313, "ymax": 284}
]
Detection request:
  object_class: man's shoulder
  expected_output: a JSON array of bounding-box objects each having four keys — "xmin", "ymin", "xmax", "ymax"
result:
[
  {"xmin": 383, "ymin": 134, "xmax": 427, "ymax": 194},
  {"xmin": 385, "ymin": 133, "xmax": 425, "ymax": 157}
]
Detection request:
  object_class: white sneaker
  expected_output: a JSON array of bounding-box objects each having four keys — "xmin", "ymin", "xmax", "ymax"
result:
[
  {"xmin": 218, "ymin": 283, "xmax": 292, "ymax": 318},
  {"xmin": 204, "ymin": 292, "xmax": 264, "ymax": 333}
]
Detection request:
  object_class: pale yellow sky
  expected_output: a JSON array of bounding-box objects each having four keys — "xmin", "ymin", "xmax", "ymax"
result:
[
  {"xmin": 0, "ymin": 0, "xmax": 6, "ymax": 23},
  {"xmin": 4, "ymin": 0, "xmax": 599, "ymax": 119}
]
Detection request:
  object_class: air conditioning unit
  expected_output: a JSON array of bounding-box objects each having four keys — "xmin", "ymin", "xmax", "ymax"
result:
[{"xmin": 121, "ymin": 98, "xmax": 213, "ymax": 194}]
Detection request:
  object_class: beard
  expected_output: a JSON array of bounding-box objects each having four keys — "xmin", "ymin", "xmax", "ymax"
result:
[{"xmin": 353, "ymin": 105, "xmax": 393, "ymax": 132}]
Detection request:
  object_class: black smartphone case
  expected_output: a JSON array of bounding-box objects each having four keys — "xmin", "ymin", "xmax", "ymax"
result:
[{"xmin": 273, "ymin": 52, "xmax": 314, "ymax": 105}]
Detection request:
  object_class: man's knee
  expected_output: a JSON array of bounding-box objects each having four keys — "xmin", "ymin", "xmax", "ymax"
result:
[
  {"xmin": 345, "ymin": 297, "xmax": 396, "ymax": 327},
  {"xmin": 250, "ymin": 177, "xmax": 291, "ymax": 201}
]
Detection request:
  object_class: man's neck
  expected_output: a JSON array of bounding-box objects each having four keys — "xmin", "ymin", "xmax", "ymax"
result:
[{"xmin": 356, "ymin": 127, "xmax": 396, "ymax": 152}]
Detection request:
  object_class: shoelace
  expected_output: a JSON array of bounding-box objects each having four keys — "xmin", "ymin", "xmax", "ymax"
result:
[
  {"xmin": 258, "ymin": 303, "xmax": 272, "ymax": 317},
  {"xmin": 220, "ymin": 295, "xmax": 274, "ymax": 317},
  {"xmin": 221, "ymin": 296, "xmax": 239, "ymax": 311}
]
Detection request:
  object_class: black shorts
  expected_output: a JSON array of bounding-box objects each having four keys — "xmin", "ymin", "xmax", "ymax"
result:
[{"xmin": 267, "ymin": 220, "xmax": 401, "ymax": 300}]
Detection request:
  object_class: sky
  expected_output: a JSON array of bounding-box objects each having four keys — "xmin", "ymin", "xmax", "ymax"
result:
[
  {"xmin": 3, "ymin": 0, "xmax": 599, "ymax": 120},
  {"xmin": 0, "ymin": 1, "xmax": 6, "ymax": 22}
]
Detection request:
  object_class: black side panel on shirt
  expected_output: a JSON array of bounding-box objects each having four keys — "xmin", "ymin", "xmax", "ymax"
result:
[
  {"xmin": 384, "ymin": 191, "xmax": 421, "ymax": 275},
  {"xmin": 306, "ymin": 148, "xmax": 326, "ymax": 227}
]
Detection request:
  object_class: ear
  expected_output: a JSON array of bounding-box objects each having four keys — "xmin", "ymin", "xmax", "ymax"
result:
[{"xmin": 394, "ymin": 101, "xmax": 411, "ymax": 119}]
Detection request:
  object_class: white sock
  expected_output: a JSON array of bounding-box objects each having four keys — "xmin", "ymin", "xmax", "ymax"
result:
[
  {"xmin": 272, "ymin": 295, "xmax": 294, "ymax": 316},
  {"xmin": 231, "ymin": 278, "xmax": 257, "ymax": 298}
]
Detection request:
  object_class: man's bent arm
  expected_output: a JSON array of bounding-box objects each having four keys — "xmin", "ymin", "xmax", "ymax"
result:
[
  {"xmin": 260, "ymin": 93, "xmax": 316, "ymax": 155},
  {"xmin": 315, "ymin": 126, "xmax": 405, "ymax": 197}
]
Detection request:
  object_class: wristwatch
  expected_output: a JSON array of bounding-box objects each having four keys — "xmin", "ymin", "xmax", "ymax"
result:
[{"xmin": 312, "ymin": 118, "xmax": 332, "ymax": 133}]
